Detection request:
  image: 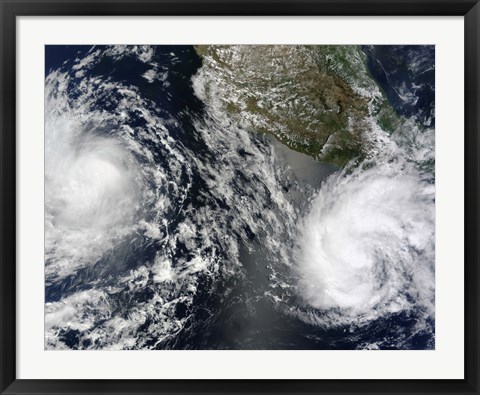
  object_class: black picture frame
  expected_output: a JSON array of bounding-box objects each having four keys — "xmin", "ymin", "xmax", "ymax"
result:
[{"xmin": 1, "ymin": 1, "xmax": 478, "ymax": 394}]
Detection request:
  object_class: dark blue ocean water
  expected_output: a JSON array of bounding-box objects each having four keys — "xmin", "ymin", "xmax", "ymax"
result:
[{"xmin": 362, "ymin": 45, "xmax": 435, "ymax": 127}]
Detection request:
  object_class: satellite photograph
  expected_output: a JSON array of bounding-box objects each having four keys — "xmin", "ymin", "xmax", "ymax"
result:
[{"xmin": 44, "ymin": 45, "xmax": 435, "ymax": 350}]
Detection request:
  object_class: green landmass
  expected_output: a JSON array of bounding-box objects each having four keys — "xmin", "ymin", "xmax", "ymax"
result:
[{"xmin": 194, "ymin": 45, "xmax": 401, "ymax": 168}]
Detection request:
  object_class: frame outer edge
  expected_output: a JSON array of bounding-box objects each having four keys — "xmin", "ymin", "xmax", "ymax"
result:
[
  {"xmin": 465, "ymin": 2, "xmax": 480, "ymax": 394},
  {"xmin": 0, "ymin": 0, "xmax": 477, "ymax": 16},
  {"xmin": 1, "ymin": 0, "xmax": 480, "ymax": 394},
  {"xmin": 0, "ymin": 0, "xmax": 17, "ymax": 394}
]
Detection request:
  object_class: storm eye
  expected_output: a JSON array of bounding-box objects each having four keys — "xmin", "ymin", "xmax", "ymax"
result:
[
  {"xmin": 47, "ymin": 136, "xmax": 139, "ymax": 230},
  {"xmin": 54, "ymin": 141, "xmax": 139, "ymax": 229}
]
